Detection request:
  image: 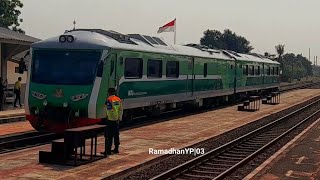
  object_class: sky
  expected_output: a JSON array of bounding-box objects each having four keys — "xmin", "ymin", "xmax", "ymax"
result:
[{"xmin": 19, "ymin": 0, "xmax": 320, "ymax": 63}]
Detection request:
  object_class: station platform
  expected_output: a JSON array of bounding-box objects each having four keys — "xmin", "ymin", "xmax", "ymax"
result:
[
  {"xmin": 245, "ymin": 117, "xmax": 320, "ymax": 180},
  {"xmin": 0, "ymin": 121, "xmax": 33, "ymax": 136},
  {"xmin": 0, "ymin": 108, "xmax": 24, "ymax": 119},
  {"xmin": 0, "ymin": 89, "xmax": 319, "ymax": 179},
  {"xmin": 0, "ymin": 108, "xmax": 31, "ymax": 136}
]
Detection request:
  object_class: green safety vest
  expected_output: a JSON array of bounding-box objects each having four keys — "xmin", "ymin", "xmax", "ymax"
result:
[{"xmin": 106, "ymin": 95, "xmax": 122, "ymax": 121}]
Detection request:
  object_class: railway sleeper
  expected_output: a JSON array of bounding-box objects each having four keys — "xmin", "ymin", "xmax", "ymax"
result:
[
  {"xmin": 211, "ymin": 158, "xmax": 239, "ymax": 164},
  {"xmin": 242, "ymin": 142, "xmax": 265, "ymax": 147},
  {"xmin": 246, "ymin": 139, "xmax": 269, "ymax": 143},
  {"xmin": 198, "ymin": 165, "xmax": 230, "ymax": 171},
  {"xmin": 254, "ymin": 136, "xmax": 277, "ymax": 140},
  {"xmin": 237, "ymin": 144, "xmax": 261, "ymax": 149},
  {"xmin": 243, "ymin": 140, "xmax": 266, "ymax": 145},
  {"xmin": 231, "ymin": 148, "xmax": 256, "ymax": 152},
  {"xmin": 252, "ymin": 136, "xmax": 273, "ymax": 142},
  {"xmin": 190, "ymin": 169, "xmax": 222, "ymax": 175},
  {"xmin": 238, "ymin": 141, "xmax": 258, "ymax": 149},
  {"xmin": 217, "ymin": 155, "xmax": 244, "ymax": 161},
  {"xmin": 245, "ymin": 142, "xmax": 267, "ymax": 147},
  {"xmin": 204, "ymin": 162, "xmax": 234, "ymax": 167},
  {"xmin": 180, "ymin": 173, "xmax": 215, "ymax": 180},
  {"xmin": 260, "ymin": 132, "xmax": 281, "ymax": 136},
  {"xmin": 222, "ymin": 152, "xmax": 249, "ymax": 157}
]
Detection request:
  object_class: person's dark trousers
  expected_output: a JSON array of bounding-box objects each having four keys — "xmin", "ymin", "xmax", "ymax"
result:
[
  {"xmin": 114, "ymin": 123, "xmax": 120, "ymax": 151},
  {"xmin": 105, "ymin": 120, "xmax": 120, "ymax": 154},
  {"xmin": 14, "ymin": 89, "xmax": 21, "ymax": 107},
  {"xmin": 0, "ymin": 92, "xmax": 3, "ymax": 111}
]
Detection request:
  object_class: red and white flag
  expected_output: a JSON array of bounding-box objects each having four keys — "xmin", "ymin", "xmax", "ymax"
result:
[{"xmin": 157, "ymin": 19, "xmax": 176, "ymax": 34}]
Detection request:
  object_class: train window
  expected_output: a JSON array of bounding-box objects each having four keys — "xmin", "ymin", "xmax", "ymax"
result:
[
  {"xmin": 244, "ymin": 65, "xmax": 249, "ymax": 75},
  {"xmin": 147, "ymin": 59, "xmax": 162, "ymax": 78},
  {"xmin": 272, "ymin": 67, "xmax": 275, "ymax": 75},
  {"xmin": 166, "ymin": 61, "xmax": 179, "ymax": 78},
  {"xmin": 276, "ymin": 67, "xmax": 279, "ymax": 75},
  {"xmin": 256, "ymin": 66, "xmax": 260, "ymax": 75},
  {"xmin": 204, "ymin": 63, "xmax": 208, "ymax": 77},
  {"xmin": 124, "ymin": 58, "xmax": 143, "ymax": 79},
  {"xmin": 267, "ymin": 67, "xmax": 271, "ymax": 75},
  {"xmin": 239, "ymin": 65, "xmax": 243, "ymax": 68},
  {"xmin": 250, "ymin": 65, "xmax": 254, "ymax": 75},
  {"xmin": 230, "ymin": 64, "xmax": 233, "ymax": 69}
]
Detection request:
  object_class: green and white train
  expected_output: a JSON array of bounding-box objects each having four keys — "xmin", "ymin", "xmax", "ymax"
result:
[{"xmin": 23, "ymin": 29, "xmax": 280, "ymax": 133}]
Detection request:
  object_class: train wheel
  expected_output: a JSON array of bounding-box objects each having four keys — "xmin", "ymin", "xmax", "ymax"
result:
[
  {"xmin": 146, "ymin": 106, "xmax": 161, "ymax": 118},
  {"xmin": 122, "ymin": 109, "xmax": 134, "ymax": 125}
]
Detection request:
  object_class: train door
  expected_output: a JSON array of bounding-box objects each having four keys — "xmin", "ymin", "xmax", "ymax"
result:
[
  {"xmin": 186, "ymin": 57, "xmax": 195, "ymax": 97},
  {"xmin": 106, "ymin": 54, "xmax": 117, "ymax": 89},
  {"xmin": 235, "ymin": 61, "xmax": 243, "ymax": 91},
  {"xmin": 262, "ymin": 63, "xmax": 265, "ymax": 85},
  {"xmin": 233, "ymin": 60, "xmax": 238, "ymax": 94}
]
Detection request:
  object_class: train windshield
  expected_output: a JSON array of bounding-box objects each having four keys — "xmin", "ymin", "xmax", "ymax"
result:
[{"xmin": 32, "ymin": 50, "xmax": 101, "ymax": 85}]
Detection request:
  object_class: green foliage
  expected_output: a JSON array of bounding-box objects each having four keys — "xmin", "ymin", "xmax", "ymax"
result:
[
  {"xmin": 0, "ymin": 0, "xmax": 24, "ymax": 33},
  {"xmin": 279, "ymin": 53, "xmax": 312, "ymax": 81},
  {"xmin": 275, "ymin": 44, "xmax": 285, "ymax": 59},
  {"xmin": 200, "ymin": 29, "xmax": 253, "ymax": 53}
]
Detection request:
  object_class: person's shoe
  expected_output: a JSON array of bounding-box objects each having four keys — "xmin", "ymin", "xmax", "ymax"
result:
[
  {"xmin": 100, "ymin": 151, "xmax": 111, "ymax": 156},
  {"xmin": 14, "ymin": 105, "xmax": 18, "ymax": 107},
  {"xmin": 112, "ymin": 149, "xmax": 119, "ymax": 154},
  {"xmin": 19, "ymin": 104, "xmax": 23, "ymax": 107}
]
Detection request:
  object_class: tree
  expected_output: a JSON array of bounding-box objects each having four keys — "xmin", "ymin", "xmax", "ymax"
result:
[
  {"xmin": 0, "ymin": 0, "xmax": 24, "ymax": 33},
  {"xmin": 280, "ymin": 53, "xmax": 312, "ymax": 81},
  {"xmin": 200, "ymin": 29, "xmax": 253, "ymax": 53},
  {"xmin": 275, "ymin": 44, "xmax": 285, "ymax": 59}
]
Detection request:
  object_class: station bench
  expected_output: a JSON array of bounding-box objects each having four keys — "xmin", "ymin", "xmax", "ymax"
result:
[
  {"xmin": 238, "ymin": 96, "xmax": 261, "ymax": 112},
  {"xmin": 39, "ymin": 124, "xmax": 106, "ymax": 166},
  {"xmin": 262, "ymin": 92, "xmax": 280, "ymax": 105}
]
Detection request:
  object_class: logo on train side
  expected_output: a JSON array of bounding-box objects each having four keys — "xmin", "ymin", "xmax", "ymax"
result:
[
  {"xmin": 54, "ymin": 89, "xmax": 64, "ymax": 98},
  {"xmin": 128, "ymin": 90, "xmax": 147, "ymax": 96},
  {"xmin": 70, "ymin": 94, "xmax": 88, "ymax": 101},
  {"xmin": 31, "ymin": 91, "xmax": 47, "ymax": 100}
]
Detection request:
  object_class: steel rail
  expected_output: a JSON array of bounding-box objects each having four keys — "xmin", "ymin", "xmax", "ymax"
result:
[{"xmin": 150, "ymin": 98, "xmax": 320, "ymax": 180}]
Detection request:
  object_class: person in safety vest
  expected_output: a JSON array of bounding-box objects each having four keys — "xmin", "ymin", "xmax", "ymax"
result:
[{"xmin": 102, "ymin": 88, "xmax": 122, "ymax": 155}]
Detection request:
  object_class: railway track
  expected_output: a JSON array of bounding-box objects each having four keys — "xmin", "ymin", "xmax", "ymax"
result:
[
  {"xmin": 0, "ymin": 81, "xmax": 319, "ymax": 155},
  {"xmin": 150, "ymin": 97, "xmax": 320, "ymax": 180},
  {"xmin": 0, "ymin": 131, "xmax": 60, "ymax": 154},
  {"xmin": 279, "ymin": 80, "xmax": 320, "ymax": 93}
]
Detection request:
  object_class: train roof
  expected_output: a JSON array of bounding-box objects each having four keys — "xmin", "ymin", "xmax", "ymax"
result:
[{"xmin": 32, "ymin": 29, "xmax": 279, "ymax": 65}]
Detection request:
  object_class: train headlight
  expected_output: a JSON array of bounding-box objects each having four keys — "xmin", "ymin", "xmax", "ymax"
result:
[
  {"xmin": 67, "ymin": 35, "xmax": 74, "ymax": 43},
  {"xmin": 59, "ymin": 35, "xmax": 66, "ymax": 43},
  {"xmin": 63, "ymin": 102, "xmax": 68, "ymax": 107},
  {"xmin": 75, "ymin": 110, "xmax": 80, "ymax": 117},
  {"xmin": 43, "ymin": 100, "xmax": 48, "ymax": 106}
]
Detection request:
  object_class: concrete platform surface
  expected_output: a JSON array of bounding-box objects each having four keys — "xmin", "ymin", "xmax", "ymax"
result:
[
  {"xmin": 0, "ymin": 89, "xmax": 319, "ymax": 179},
  {"xmin": 246, "ymin": 118, "xmax": 320, "ymax": 180},
  {"xmin": 0, "ymin": 108, "xmax": 24, "ymax": 118},
  {"xmin": 0, "ymin": 121, "xmax": 33, "ymax": 136}
]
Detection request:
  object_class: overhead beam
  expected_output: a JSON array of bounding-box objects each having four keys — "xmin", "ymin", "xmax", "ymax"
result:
[{"xmin": 0, "ymin": 38, "xmax": 34, "ymax": 46}]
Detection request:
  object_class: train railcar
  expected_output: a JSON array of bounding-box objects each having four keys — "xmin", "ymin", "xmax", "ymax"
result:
[{"xmin": 23, "ymin": 29, "xmax": 280, "ymax": 133}]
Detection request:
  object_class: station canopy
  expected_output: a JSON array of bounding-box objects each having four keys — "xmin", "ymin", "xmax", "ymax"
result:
[{"xmin": 0, "ymin": 27, "xmax": 40, "ymax": 64}]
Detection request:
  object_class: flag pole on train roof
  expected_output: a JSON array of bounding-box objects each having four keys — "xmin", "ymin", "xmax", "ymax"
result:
[
  {"xmin": 174, "ymin": 18, "xmax": 177, "ymax": 44},
  {"xmin": 73, "ymin": 19, "xmax": 76, "ymax": 30},
  {"xmin": 157, "ymin": 18, "xmax": 176, "ymax": 44}
]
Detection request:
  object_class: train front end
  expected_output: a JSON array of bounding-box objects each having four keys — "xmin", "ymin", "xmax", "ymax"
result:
[{"xmin": 25, "ymin": 31, "xmax": 109, "ymax": 133}]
